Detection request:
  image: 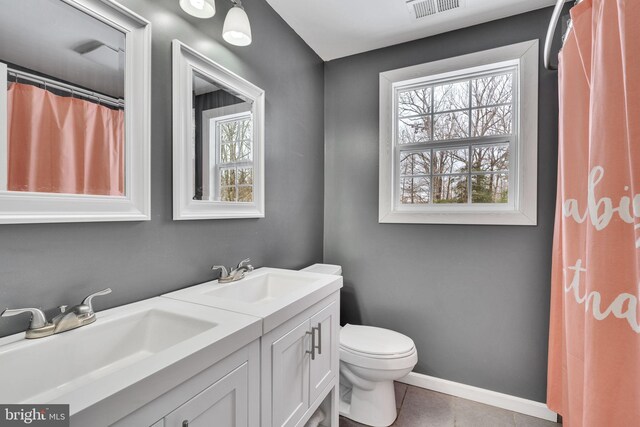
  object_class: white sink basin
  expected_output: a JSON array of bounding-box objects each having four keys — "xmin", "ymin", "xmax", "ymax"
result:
[
  {"xmin": 205, "ymin": 271, "xmax": 318, "ymax": 303},
  {"xmin": 0, "ymin": 297, "xmax": 261, "ymax": 420},
  {"xmin": 164, "ymin": 268, "xmax": 342, "ymax": 333}
]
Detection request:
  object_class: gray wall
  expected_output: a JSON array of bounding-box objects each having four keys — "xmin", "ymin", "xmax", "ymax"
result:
[
  {"xmin": 0, "ymin": 0, "xmax": 324, "ymax": 337},
  {"xmin": 324, "ymin": 7, "xmax": 560, "ymax": 402}
]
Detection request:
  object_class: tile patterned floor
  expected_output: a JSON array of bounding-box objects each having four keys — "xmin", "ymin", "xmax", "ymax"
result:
[{"xmin": 339, "ymin": 383, "xmax": 561, "ymax": 427}]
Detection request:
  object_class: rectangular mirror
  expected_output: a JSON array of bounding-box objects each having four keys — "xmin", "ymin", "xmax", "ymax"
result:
[
  {"xmin": 0, "ymin": 0, "xmax": 150, "ymax": 224},
  {"xmin": 173, "ymin": 40, "xmax": 265, "ymax": 220}
]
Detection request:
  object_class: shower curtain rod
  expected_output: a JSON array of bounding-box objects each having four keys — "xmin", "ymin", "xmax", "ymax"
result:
[
  {"xmin": 544, "ymin": 0, "xmax": 582, "ymax": 71},
  {"xmin": 7, "ymin": 67, "xmax": 124, "ymax": 109}
]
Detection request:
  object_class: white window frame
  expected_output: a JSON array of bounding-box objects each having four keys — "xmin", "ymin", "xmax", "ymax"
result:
[
  {"xmin": 379, "ymin": 40, "xmax": 538, "ymax": 225},
  {"xmin": 210, "ymin": 111, "xmax": 253, "ymax": 202}
]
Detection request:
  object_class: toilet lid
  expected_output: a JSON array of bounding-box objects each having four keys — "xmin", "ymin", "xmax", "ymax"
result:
[{"xmin": 340, "ymin": 324, "xmax": 415, "ymax": 356}]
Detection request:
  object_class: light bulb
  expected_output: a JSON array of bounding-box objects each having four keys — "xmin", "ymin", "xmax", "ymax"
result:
[{"xmin": 179, "ymin": 0, "xmax": 215, "ymax": 18}]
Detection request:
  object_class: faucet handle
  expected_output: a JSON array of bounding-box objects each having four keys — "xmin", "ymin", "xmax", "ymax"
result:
[
  {"xmin": 212, "ymin": 265, "xmax": 229, "ymax": 278},
  {"xmin": 237, "ymin": 258, "xmax": 253, "ymax": 270},
  {"xmin": 81, "ymin": 288, "xmax": 112, "ymax": 313},
  {"xmin": 241, "ymin": 258, "xmax": 254, "ymax": 273},
  {"xmin": 1, "ymin": 307, "xmax": 48, "ymax": 329}
]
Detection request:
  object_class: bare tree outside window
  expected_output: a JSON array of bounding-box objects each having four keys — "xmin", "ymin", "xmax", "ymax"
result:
[
  {"xmin": 216, "ymin": 115, "xmax": 253, "ymax": 202},
  {"xmin": 396, "ymin": 71, "xmax": 514, "ymax": 205}
]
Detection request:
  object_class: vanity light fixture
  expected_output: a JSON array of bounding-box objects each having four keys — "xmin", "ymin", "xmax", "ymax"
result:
[
  {"xmin": 179, "ymin": 0, "xmax": 216, "ymax": 19},
  {"xmin": 223, "ymin": 1, "xmax": 252, "ymax": 46},
  {"xmin": 179, "ymin": 0, "xmax": 252, "ymax": 46}
]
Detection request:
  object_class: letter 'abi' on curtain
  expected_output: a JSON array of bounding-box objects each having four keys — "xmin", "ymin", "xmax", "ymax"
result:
[
  {"xmin": 6, "ymin": 82, "xmax": 124, "ymax": 196},
  {"xmin": 547, "ymin": 0, "xmax": 640, "ymax": 425}
]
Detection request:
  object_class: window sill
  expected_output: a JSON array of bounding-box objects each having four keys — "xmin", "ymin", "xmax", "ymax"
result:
[{"xmin": 378, "ymin": 209, "xmax": 537, "ymax": 225}]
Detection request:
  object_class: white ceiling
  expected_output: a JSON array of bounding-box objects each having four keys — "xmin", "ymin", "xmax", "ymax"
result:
[{"xmin": 264, "ymin": 0, "xmax": 558, "ymax": 61}]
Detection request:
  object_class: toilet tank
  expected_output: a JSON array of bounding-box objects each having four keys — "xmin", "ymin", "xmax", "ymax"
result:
[{"xmin": 301, "ymin": 263, "xmax": 342, "ymax": 276}]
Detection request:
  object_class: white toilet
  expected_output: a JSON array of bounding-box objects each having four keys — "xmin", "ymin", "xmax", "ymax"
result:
[{"xmin": 301, "ymin": 264, "xmax": 418, "ymax": 427}]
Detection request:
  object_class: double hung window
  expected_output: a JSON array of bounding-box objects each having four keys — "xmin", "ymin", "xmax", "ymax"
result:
[
  {"xmin": 214, "ymin": 112, "xmax": 253, "ymax": 202},
  {"xmin": 379, "ymin": 40, "xmax": 539, "ymax": 225}
]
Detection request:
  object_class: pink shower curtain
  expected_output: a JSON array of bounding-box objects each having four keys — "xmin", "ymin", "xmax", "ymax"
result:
[
  {"xmin": 7, "ymin": 82, "xmax": 125, "ymax": 196},
  {"xmin": 547, "ymin": 0, "xmax": 640, "ymax": 425}
]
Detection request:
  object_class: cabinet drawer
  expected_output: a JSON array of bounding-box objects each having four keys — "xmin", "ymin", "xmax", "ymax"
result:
[{"xmin": 164, "ymin": 363, "xmax": 249, "ymax": 427}]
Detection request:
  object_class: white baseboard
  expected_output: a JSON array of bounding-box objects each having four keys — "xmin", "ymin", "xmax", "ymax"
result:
[{"xmin": 398, "ymin": 372, "xmax": 558, "ymax": 422}]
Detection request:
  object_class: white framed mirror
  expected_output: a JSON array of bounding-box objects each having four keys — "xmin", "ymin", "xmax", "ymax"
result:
[
  {"xmin": 172, "ymin": 40, "xmax": 265, "ymax": 220},
  {"xmin": 0, "ymin": 0, "xmax": 151, "ymax": 224}
]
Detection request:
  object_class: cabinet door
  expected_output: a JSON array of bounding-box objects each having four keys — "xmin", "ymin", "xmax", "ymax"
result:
[
  {"xmin": 271, "ymin": 319, "xmax": 311, "ymax": 427},
  {"xmin": 309, "ymin": 300, "xmax": 339, "ymax": 404},
  {"xmin": 164, "ymin": 362, "xmax": 249, "ymax": 427}
]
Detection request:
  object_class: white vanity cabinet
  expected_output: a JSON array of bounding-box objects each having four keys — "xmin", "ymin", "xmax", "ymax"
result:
[
  {"xmin": 0, "ymin": 271, "xmax": 342, "ymax": 427},
  {"xmin": 161, "ymin": 268, "xmax": 344, "ymax": 427},
  {"xmin": 262, "ymin": 293, "xmax": 340, "ymax": 427},
  {"xmin": 109, "ymin": 340, "xmax": 260, "ymax": 427}
]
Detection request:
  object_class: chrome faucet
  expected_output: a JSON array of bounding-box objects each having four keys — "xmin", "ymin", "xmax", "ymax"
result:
[
  {"xmin": 1, "ymin": 288, "xmax": 112, "ymax": 339},
  {"xmin": 212, "ymin": 258, "xmax": 254, "ymax": 283}
]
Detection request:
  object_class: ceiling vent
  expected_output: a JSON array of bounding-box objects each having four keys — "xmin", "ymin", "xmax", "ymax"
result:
[{"xmin": 406, "ymin": 0, "xmax": 464, "ymax": 20}]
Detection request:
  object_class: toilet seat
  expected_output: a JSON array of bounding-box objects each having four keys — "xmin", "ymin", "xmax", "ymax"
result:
[{"xmin": 340, "ymin": 324, "xmax": 417, "ymax": 370}]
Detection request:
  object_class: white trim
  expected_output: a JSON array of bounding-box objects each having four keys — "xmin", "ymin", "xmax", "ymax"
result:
[
  {"xmin": 379, "ymin": 40, "xmax": 538, "ymax": 225},
  {"xmin": 398, "ymin": 372, "xmax": 557, "ymax": 422},
  {"xmin": 172, "ymin": 40, "xmax": 265, "ymax": 220},
  {"xmin": 0, "ymin": 0, "xmax": 151, "ymax": 224}
]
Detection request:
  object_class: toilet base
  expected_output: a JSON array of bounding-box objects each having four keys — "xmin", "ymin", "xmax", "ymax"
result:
[{"xmin": 339, "ymin": 380, "xmax": 397, "ymax": 427}]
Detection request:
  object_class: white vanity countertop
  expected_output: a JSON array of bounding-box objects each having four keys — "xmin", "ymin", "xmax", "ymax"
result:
[
  {"xmin": 163, "ymin": 267, "xmax": 343, "ymax": 333},
  {"xmin": 0, "ymin": 297, "xmax": 261, "ymax": 424}
]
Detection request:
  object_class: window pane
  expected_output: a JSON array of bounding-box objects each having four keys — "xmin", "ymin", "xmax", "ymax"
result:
[
  {"xmin": 237, "ymin": 119, "xmax": 252, "ymax": 140},
  {"xmin": 433, "ymin": 175, "xmax": 468, "ymax": 203},
  {"xmin": 220, "ymin": 122, "xmax": 237, "ymax": 143},
  {"xmin": 238, "ymin": 167, "xmax": 253, "ymax": 185},
  {"xmin": 400, "ymin": 177, "xmax": 430, "ymax": 204},
  {"xmin": 238, "ymin": 186, "xmax": 253, "ymax": 202},
  {"xmin": 220, "ymin": 186, "xmax": 236, "ymax": 202},
  {"xmin": 472, "ymin": 173, "xmax": 508, "ymax": 203},
  {"xmin": 220, "ymin": 168, "xmax": 236, "ymax": 186},
  {"xmin": 433, "ymin": 81, "xmax": 469, "ymax": 112},
  {"xmin": 220, "ymin": 118, "xmax": 252, "ymax": 143},
  {"xmin": 472, "ymin": 144, "xmax": 509, "ymax": 172},
  {"xmin": 400, "ymin": 151, "xmax": 430, "ymax": 175},
  {"xmin": 237, "ymin": 140, "xmax": 252, "ymax": 161},
  {"xmin": 433, "ymin": 111, "xmax": 469, "ymax": 140},
  {"xmin": 398, "ymin": 87, "xmax": 431, "ymax": 117},
  {"xmin": 398, "ymin": 116, "xmax": 432, "ymax": 144},
  {"xmin": 220, "ymin": 143, "xmax": 236, "ymax": 163},
  {"xmin": 471, "ymin": 105, "xmax": 512, "ymax": 136},
  {"xmin": 432, "ymin": 148, "xmax": 468, "ymax": 174},
  {"xmin": 472, "ymin": 73, "xmax": 512, "ymax": 107}
]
